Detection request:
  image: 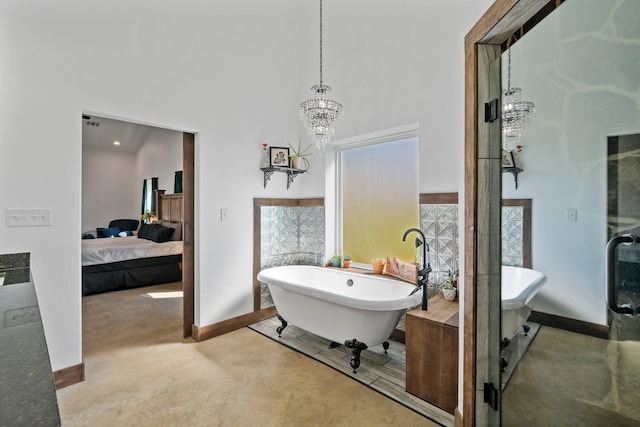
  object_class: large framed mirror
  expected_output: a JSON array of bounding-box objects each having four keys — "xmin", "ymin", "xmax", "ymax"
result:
[{"xmin": 466, "ymin": 0, "xmax": 640, "ymax": 425}]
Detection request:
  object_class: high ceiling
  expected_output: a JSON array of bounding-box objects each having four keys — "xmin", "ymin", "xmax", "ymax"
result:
[{"xmin": 82, "ymin": 115, "xmax": 155, "ymax": 154}]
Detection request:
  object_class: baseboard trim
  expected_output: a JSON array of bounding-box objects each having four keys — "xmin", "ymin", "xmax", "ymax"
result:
[
  {"xmin": 454, "ymin": 408, "xmax": 463, "ymax": 427},
  {"xmin": 53, "ymin": 362, "xmax": 85, "ymax": 389},
  {"xmin": 390, "ymin": 328, "xmax": 405, "ymax": 344},
  {"xmin": 529, "ymin": 310, "xmax": 609, "ymax": 339},
  {"xmin": 192, "ymin": 306, "xmax": 277, "ymax": 342}
]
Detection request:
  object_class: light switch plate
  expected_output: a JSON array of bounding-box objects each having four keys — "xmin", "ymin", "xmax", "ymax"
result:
[{"xmin": 6, "ymin": 208, "xmax": 52, "ymax": 227}]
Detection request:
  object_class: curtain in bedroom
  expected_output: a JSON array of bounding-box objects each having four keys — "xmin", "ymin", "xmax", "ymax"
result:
[
  {"xmin": 141, "ymin": 177, "xmax": 158, "ymax": 218},
  {"xmin": 174, "ymin": 170, "xmax": 183, "ymax": 194}
]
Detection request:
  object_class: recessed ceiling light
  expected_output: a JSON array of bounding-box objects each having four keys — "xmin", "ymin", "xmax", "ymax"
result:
[{"xmin": 113, "ymin": 141, "xmax": 121, "ymax": 146}]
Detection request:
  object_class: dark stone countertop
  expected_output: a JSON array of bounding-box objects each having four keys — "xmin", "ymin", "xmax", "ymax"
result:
[{"xmin": 0, "ymin": 274, "xmax": 61, "ymax": 426}]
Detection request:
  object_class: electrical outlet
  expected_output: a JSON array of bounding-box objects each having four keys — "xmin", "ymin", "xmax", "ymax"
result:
[
  {"xmin": 6, "ymin": 208, "xmax": 52, "ymax": 227},
  {"xmin": 566, "ymin": 209, "xmax": 577, "ymax": 222}
]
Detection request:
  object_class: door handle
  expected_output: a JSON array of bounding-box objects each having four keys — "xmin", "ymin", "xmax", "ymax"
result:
[
  {"xmin": 184, "ymin": 220, "xmax": 190, "ymax": 245},
  {"xmin": 606, "ymin": 234, "xmax": 638, "ymax": 317}
]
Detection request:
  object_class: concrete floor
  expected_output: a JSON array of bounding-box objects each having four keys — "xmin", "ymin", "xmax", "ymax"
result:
[
  {"xmin": 57, "ymin": 282, "xmax": 434, "ymax": 427},
  {"xmin": 57, "ymin": 280, "xmax": 640, "ymax": 426},
  {"xmin": 503, "ymin": 318, "xmax": 640, "ymax": 426}
]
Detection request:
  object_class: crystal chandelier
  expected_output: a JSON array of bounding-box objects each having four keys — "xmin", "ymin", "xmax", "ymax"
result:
[
  {"xmin": 502, "ymin": 48, "xmax": 535, "ymax": 152},
  {"xmin": 299, "ymin": 0, "xmax": 343, "ymax": 150}
]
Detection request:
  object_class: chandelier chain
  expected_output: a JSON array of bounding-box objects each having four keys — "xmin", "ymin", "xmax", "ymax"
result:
[
  {"xmin": 319, "ymin": 0, "xmax": 323, "ymax": 86},
  {"xmin": 507, "ymin": 48, "xmax": 512, "ymax": 92}
]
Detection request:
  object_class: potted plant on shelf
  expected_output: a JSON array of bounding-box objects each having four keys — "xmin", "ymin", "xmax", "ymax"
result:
[
  {"xmin": 342, "ymin": 255, "xmax": 352, "ymax": 268},
  {"xmin": 443, "ymin": 271, "xmax": 457, "ymax": 301},
  {"xmin": 371, "ymin": 257, "xmax": 385, "ymax": 274},
  {"xmin": 288, "ymin": 139, "xmax": 312, "ymax": 171},
  {"xmin": 331, "ymin": 254, "xmax": 343, "ymax": 267}
]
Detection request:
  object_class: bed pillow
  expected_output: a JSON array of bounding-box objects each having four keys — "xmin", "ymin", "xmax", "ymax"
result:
[
  {"xmin": 144, "ymin": 223, "xmax": 174, "ymax": 243},
  {"xmin": 158, "ymin": 221, "xmax": 182, "ymax": 241},
  {"xmin": 97, "ymin": 227, "xmax": 121, "ymax": 238},
  {"xmin": 138, "ymin": 223, "xmax": 149, "ymax": 239}
]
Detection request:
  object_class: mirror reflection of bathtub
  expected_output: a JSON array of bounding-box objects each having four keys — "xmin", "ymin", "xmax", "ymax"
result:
[{"xmin": 501, "ymin": 265, "xmax": 547, "ymax": 342}]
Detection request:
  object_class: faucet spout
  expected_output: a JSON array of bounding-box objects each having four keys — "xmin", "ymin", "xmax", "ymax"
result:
[{"xmin": 402, "ymin": 227, "xmax": 431, "ymax": 310}]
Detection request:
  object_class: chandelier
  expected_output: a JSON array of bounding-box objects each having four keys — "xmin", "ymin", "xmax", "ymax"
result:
[
  {"xmin": 299, "ymin": 0, "xmax": 343, "ymax": 150},
  {"xmin": 502, "ymin": 47, "xmax": 535, "ymax": 151}
]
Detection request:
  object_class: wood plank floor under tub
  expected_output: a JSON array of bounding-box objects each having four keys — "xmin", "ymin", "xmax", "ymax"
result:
[{"xmin": 249, "ymin": 316, "xmax": 454, "ymax": 426}]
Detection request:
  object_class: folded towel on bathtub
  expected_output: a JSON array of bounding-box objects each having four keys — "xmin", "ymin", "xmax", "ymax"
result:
[{"xmin": 384, "ymin": 256, "xmax": 418, "ymax": 285}]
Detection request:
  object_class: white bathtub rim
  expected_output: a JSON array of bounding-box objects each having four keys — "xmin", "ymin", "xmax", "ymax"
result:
[
  {"xmin": 501, "ymin": 265, "xmax": 547, "ymax": 310},
  {"xmin": 258, "ymin": 265, "xmax": 422, "ymax": 311}
]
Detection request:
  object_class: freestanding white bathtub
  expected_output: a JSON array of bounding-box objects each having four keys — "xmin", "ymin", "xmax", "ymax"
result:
[
  {"xmin": 257, "ymin": 265, "xmax": 422, "ymax": 372},
  {"xmin": 501, "ymin": 265, "xmax": 547, "ymax": 342}
]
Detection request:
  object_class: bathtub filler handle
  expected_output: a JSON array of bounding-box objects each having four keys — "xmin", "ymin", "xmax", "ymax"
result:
[{"xmin": 402, "ymin": 228, "xmax": 431, "ymax": 310}]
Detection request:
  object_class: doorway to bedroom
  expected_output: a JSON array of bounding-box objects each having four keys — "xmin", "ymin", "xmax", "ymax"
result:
[{"xmin": 81, "ymin": 114, "xmax": 195, "ymax": 342}]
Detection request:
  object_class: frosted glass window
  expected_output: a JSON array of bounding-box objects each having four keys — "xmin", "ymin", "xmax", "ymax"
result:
[{"xmin": 341, "ymin": 137, "xmax": 419, "ymax": 264}]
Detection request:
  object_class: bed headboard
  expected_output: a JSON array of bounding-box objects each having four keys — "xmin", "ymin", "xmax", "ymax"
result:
[{"xmin": 155, "ymin": 189, "xmax": 183, "ymax": 223}]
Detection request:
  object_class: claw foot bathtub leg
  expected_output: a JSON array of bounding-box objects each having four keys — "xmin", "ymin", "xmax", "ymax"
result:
[
  {"xmin": 344, "ymin": 339, "xmax": 368, "ymax": 374},
  {"xmin": 382, "ymin": 341, "xmax": 389, "ymax": 354},
  {"xmin": 329, "ymin": 341, "xmax": 340, "ymax": 349},
  {"xmin": 522, "ymin": 324, "xmax": 531, "ymax": 336},
  {"xmin": 276, "ymin": 313, "xmax": 288, "ymax": 337}
]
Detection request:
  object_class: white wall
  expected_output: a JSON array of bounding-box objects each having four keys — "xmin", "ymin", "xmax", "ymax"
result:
[
  {"xmin": 0, "ymin": 3, "xmax": 493, "ymax": 412},
  {"xmin": 304, "ymin": 0, "xmax": 492, "ymax": 193},
  {"xmin": 82, "ymin": 147, "xmax": 137, "ymax": 232},
  {"xmin": 0, "ymin": 0, "xmax": 301, "ymax": 371},
  {"xmin": 502, "ymin": 0, "xmax": 640, "ymax": 326}
]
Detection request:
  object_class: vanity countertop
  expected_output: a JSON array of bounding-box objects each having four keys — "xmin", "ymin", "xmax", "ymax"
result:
[{"xmin": 0, "ymin": 273, "xmax": 61, "ymax": 426}]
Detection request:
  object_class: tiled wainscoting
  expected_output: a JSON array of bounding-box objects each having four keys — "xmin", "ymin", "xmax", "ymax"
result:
[{"xmin": 260, "ymin": 204, "xmax": 325, "ymax": 308}]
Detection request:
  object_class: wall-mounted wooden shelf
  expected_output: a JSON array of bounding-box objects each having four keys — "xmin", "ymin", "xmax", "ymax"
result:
[{"xmin": 260, "ymin": 167, "xmax": 306, "ymax": 190}]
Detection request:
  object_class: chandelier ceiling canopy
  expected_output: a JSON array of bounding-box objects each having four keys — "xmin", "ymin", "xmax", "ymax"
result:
[
  {"xmin": 502, "ymin": 47, "xmax": 535, "ymax": 152},
  {"xmin": 299, "ymin": 0, "xmax": 343, "ymax": 150}
]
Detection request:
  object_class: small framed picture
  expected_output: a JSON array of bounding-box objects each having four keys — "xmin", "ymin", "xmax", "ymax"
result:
[
  {"xmin": 501, "ymin": 150, "xmax": 515, "ymax": 168},
  {"xmin": 269, "ymin": 147, "xmax": 290, "ymax": 168}
]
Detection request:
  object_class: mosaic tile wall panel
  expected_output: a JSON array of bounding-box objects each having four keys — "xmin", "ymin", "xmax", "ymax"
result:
[
  {"xmin": 260, "ymin": 206, "xmax": 325, "ymax": 309},
  {"xmin": 420, "ymin": 204, "xmax": 459, "ymax": 290},
  {"xmin": 259, "ymin": 202, "xmax": 523, "ymax": 315},
  {"xmin": 502, "ymin": 206, "xmax": 524, "ymax": 267}
]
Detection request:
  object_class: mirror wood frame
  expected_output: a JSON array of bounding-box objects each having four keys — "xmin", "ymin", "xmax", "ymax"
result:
[{"xmin": 463, "ymin": 0, "xmax": 561, "ymax": 425}]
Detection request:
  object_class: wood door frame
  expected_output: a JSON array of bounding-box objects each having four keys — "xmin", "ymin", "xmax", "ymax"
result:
[
  {"xmin": 182, "ymin": 132, "xmax": 195, "ymax": 338},
  {"xmin": 464, "ymin": 1, "xmax": 559, "ymax": 425}
]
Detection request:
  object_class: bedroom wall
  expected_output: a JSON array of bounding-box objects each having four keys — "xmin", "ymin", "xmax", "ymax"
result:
[
  {"xmin": 82, "ymin": 147, "xmax": 137, "ymax": 233},
  {"xmin": 134, "ymin": 127, "xmax": 183, "ymax": 214}
]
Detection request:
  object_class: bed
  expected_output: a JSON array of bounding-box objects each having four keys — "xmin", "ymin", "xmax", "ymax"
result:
[{"xmin": 82, "ymin": 190, "xmax": 184, "ymax": 296}]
